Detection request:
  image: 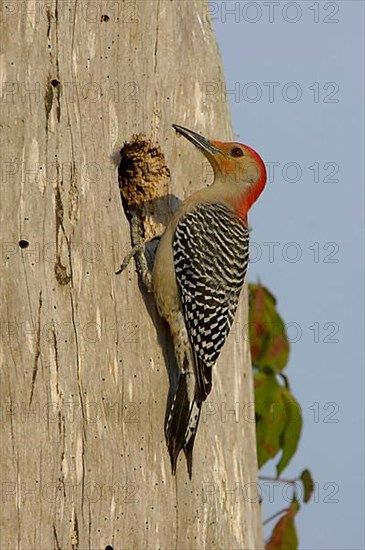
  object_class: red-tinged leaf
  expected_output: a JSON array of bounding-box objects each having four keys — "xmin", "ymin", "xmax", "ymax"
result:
[
  {"xmin": 249, "ymin": 283, "xmax": 290, "ymax": 373},
  {"xmin": 300, "ymin": 469, "xmax": 315, "ymax": 503},
  {"xmin": 266, "ymin": 500, "xmax": 300, "ymax": 550},
  {"xmin": 276, "ymin": 388, "xmax": 303, "ymax": 476}
]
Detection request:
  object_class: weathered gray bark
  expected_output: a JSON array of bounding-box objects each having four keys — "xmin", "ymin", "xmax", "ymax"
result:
[{"xmin": 0, "ymin": 1, "xmax": 263, "ymax": 548}]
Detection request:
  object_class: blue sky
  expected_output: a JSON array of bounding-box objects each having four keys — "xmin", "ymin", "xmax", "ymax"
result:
[{"xmin": 212, "ymin": 2, "xmax": 364, "ymax": 548}]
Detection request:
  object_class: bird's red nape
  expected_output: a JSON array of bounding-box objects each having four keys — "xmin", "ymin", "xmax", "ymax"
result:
[{"xmin": 211, "ymin": 140, "xmax": 267, "ymax": 219}]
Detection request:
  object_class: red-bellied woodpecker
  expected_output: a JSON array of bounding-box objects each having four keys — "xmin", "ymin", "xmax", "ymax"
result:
[{"xmin": 152, "ymin": 124, "xmax": 267, "ymax": 478}]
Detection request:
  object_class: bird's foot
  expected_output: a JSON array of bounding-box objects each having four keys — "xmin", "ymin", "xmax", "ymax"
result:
[
  {"xmin": 116, "ymin": 212, "xmax": 153, "ymax": 293},
  {"xmin": 116, "ymin": 243, "xmax": 153, "ymax": 292}
]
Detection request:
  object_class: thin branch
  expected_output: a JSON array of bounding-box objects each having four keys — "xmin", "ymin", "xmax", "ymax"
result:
[
  {"xmin": 259, "ymin": 475, "xmax": 297, "ymax": 484},
  {"xmin": 263, "ymin": 508, "xmax": 289, "ymax": 526}
]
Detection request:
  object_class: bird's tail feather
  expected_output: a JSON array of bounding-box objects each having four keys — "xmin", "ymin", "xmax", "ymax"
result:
[
  {"xmin": 183, "ymin": 401, "xmax": 201, "ymax": 479},
  {"xmin": 165, "ymin": 373, "xmax": 201, "ymax": 478}
]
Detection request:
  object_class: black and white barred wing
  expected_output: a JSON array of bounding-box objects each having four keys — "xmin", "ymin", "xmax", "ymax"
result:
[{"xmin": 173, "ymin": 202, "xmax": 249, "ymax": 402}]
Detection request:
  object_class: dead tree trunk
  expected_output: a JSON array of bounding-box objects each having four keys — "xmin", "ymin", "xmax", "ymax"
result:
[{"xmin": 1, "ymin": 1, "xmax": 263, "ymax": 548}]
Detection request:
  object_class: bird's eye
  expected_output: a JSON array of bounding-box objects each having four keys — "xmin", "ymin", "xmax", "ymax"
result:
[{"xmin": 231, "ymin": 147, "xmax": 244, "ymax": 157}]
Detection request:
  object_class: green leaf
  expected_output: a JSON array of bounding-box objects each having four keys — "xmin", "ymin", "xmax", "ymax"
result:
[
  {"xmin": 255, "ymin": 372, "xmax": 286, "ymax": 468},
  {"xmin": 266, "ymin": 499, "xmax": 300, "ymax": 550},
  {"xmin": 254, "ymin": 373, "xmax": 302, "ymax": 472},
  {"xmin": 276, "ymin": 389, "xmax": 303, "ymax": 476},
  {"xmin": 300, "ymin": 469, "xmax": 315, "ymax": 503},
  {"xmin": 249, "ymin": 283, "xmax": 290, "ymax": 373}
]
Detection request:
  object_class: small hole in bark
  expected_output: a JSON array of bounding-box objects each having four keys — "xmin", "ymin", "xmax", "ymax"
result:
[
  {"xmin": 51, "ymin": 79, "xmax": 60, "ymax": 87},
  {"xmin": 18, "ymin": 240, "xmax": 29, "ymax": 248},
  {"xmin": 105, "ymin": 545, "xmax": 113, "ymax": 550},
  {"xmin": 101, "ymin": 14, "xmax": 110, "ymax": 21}
]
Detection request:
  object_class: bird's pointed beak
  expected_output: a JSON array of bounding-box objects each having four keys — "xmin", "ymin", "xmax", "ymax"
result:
[{"xmin": 172, "ymin": 124, "xmax": 220, "ymax": 158}]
